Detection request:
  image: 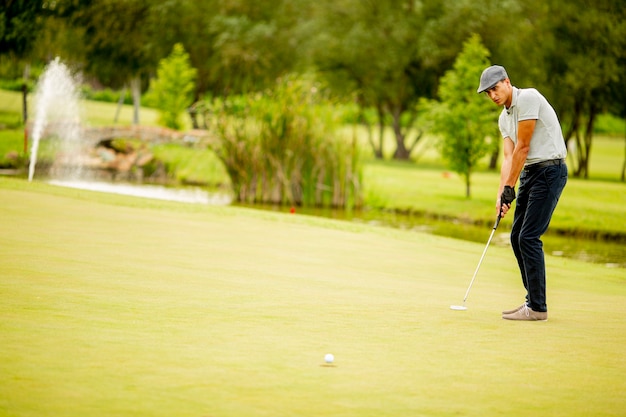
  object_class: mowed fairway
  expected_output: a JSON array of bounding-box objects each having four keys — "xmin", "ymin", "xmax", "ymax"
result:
[{"xmin": 1, "ymin": 178, "xmax": 624, "ymax": 417}]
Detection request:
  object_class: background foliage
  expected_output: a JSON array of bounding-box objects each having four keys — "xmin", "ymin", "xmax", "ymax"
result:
[
  {"xmin": 147, "ymin": 43, "xmax": 197, "ymax": 130},
  {"xmin": 429, "ymin": 34, "xmax": 500, "ymax": 197},
  {"xmin": 206, "ymin": 76, "xmax": 362, "ymax": 208},
  {"xmin": 0, "ymin": 0, "xmax": 625, "ymax": 181}
]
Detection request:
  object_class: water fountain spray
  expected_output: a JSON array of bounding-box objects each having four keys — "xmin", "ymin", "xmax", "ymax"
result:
[
  {"xmin": 28, "ymin": 58, "xmax": 83, "ymax": 181},
  {"xmin": 27, "ymin": 58, "xmax": 228, "ymax": 205}
]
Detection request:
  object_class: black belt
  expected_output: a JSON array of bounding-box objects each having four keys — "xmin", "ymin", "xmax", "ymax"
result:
[{"xmin": 524, "ymin": 158, "xmax": 565, "ymax": 172}]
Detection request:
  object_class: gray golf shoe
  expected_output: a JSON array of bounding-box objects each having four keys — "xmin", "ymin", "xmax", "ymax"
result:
[
  {"xmin": 502, "ymin": 305, "xmax": 547, "ymax": 321},
  {"xmin": 502, "ymin": 303, "xmax": 527, "ymax": 315}
]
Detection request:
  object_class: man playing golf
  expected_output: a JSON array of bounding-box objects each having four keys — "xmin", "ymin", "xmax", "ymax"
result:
[{"xmin": 477, "ymin": 65, "xmax": 567, "ymax": 321}]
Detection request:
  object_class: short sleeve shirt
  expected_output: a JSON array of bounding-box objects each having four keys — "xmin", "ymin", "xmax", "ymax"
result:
[{"xmin": 498, "ymin": 87, "xmax": 567, "ymax": 166}]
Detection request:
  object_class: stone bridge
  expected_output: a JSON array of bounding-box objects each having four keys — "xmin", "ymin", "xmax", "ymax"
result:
[
  {"xmin": 28, "ymin": 123, "xmax": 215, "ymax": 148},
  {"xmin": 36, "ymin": 124, "xmax": 216, "ymax": 181},
  {"xmin": 81, "ymin": 125, "xmax": 214, "ymax": 147}
]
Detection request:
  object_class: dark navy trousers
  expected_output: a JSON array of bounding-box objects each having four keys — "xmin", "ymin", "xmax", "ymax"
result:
[{"xmin": 510, "ymin": 162, "xmax": 568, "ymax": 312}]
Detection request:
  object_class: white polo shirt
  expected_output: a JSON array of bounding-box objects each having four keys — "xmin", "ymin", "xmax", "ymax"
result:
[{"xmin": 498, "ymin": 87, "xmax": 567, "ymax": 166}]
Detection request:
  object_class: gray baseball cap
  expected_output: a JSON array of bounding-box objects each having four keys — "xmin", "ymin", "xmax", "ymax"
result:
[{"xmin": 477, "ymin": 65, "xmax": 508, "ymax": 93}]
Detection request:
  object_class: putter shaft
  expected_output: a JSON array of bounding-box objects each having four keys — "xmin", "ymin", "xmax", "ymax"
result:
[{"xmin": 461, "ymin": 215, "xmax": 501, "ymax": 303}]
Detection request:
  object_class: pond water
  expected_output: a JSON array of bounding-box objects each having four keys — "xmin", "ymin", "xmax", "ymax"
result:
[
  {"xmin": 49, "ymin": 180, "xmax": 625, "ymax": 269},
  {"xmin": 49, "ymin": 180, "xmax": 231, "ymax": 205},
  {"xmin": 241, "ymin": 204, "xmax": 626, "ymax": 269}
]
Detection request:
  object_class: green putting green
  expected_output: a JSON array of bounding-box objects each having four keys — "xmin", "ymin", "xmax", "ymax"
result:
[{"xmin": 1, "ymin": 178, "xmax": 624, "ymax": 417}]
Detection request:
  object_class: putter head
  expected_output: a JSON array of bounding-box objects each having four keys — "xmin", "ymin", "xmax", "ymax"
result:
[{"xmin": 450, "ymin": 305, "xmax": 467, "ymax": 311}]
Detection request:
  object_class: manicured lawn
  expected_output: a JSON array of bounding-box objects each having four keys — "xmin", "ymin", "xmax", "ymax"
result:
[
  {"xmin": 1, "ymin": 177, "xmax": 625, "ymax": 416},
  {"xmin": 362, "ymin": 159, "xmax": 626, "ymax": 237}
]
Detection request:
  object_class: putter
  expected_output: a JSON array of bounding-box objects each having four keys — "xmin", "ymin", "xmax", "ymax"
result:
[{"xmin": 450, "ymin": 212, "xmax": 502, "ymax": 311}]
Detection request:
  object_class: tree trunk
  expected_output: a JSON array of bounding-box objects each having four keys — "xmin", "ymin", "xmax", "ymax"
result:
[
  {"xmin": 130, "ymin": 76, "xmax": 141, "ymax": 125},
  {"xmin": 574, "ymin": 102, "xmax": 597, "ymax": 179},
  {"xmin": 564, "ymin": 101, "xmax": 581, "ymax": 176},
  {"xmin": 22, "ymin": 63, "xmax": 30, "ymax": 153},
  {"xmin": 361, "ymin": 103, "xmax": 381, "ymax": 159},
  {"xmin": 574, "ymin": 129, "xmax": 585, "ymax": 177},
  {"xmin": 188, "ymin": 104, "xmax": 199, "ymax": 129},
  {"xmin": 465, "ymin": 147, "xmax": 472, "ymax": 198},
  {"xmin": 376, "ymin": 104, "xmax": 385, "ymax": 159},
  {"xmin": 489, "ymin": 142, "xmax": 499, "ymax": 170},
  {"xmin": 621, "ymin": 134, "xmax": 626, "ymax": 182},
  {"xmin": 114, "ymin": 86, "xmax": 126, "ymax": 123},
  {"xmin": 391, "ymin": 106, "xmax": 410, "ymax": 160}
]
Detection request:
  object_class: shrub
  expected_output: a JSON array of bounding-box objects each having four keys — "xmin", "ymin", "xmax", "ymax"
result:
[
  {"xmin": 149, "ymin": 43, "xmax": 197, "ymax": 130},
  {"xmin": 594, "ymin": 113, "xmax": 626, "ymax": 136},
  {"xmin": 0, "ymin": 128, "xmax": 26, "ymax": 168},
  {"xmin": 0, "ymin": 78, "xmax": 34, "ymax": 92},
  {"xmin": 81, "ymin": 85, "xmax": 132, "ymax": 105},
  {"xmin": 0, "ymin": 111, "xmax": 23, "ymax": 129},
  {"xmin": 205, "ymin": 76, "xmax": 362, "ymax": 209}
]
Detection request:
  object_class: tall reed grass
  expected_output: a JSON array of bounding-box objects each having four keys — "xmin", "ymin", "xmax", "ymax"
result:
[{"xmin": 205, "ymin": 76, "xmax": 362, "ymax": 209}]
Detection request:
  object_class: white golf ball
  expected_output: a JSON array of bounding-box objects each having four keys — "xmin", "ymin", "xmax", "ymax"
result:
[{"xmin": 324, "ymin": 353, "xmax": 334, "ymax": 364}]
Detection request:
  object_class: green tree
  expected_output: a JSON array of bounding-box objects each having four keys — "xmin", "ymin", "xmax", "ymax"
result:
[
  {"xmin": 65, "ymin": 0, "xmax": 158, "ymax": 125},
  {"xmin": 418, "ymin": 0, "xmax": 524, "ymax": 169},
  {"xmin": 507, "ymin": 0, "xmax": 626, "ymax": 179},
  {"xmin": 307, "ymin": 0, "xmax": 522, "ymax": 161},
  {"xmin": 150, "ymin": 43, "xmax": 197, "ymax": 130},
  {"xmin": 548, "ymin": 0, "xmax": 625, "ymax": 179},
  {"xmin": 0, "ymin": 0, "xmax": 48, "ymax": 124},
  {"xmin": 148, "ymin": 0, "xmax": 308, "ymax": 130},
  {"xmin": 147, "ymin": 0, "xmax": 218, "ymax": 101},
  {"xmin": 309, "ymin": 0, "xmax": 434, "ymax": 160},
  {"xmin": 430, "ymin": 34, "xmax": 499, "ymax": 198},
  {"xmin": 0, "ymin": 0, "xmax": 47, "ymax": 56}
]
